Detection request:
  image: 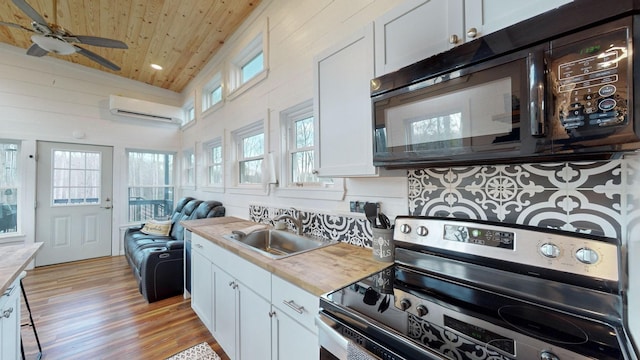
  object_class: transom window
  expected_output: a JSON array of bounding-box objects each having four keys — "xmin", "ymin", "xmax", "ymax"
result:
[
  {"xmin": 203, "ymin": 72, "xmax": 223, "ymax": 111},
  {"xmin": 52, "ymin": 150, "xmax": 101, "ymax": 206},
  {"xmin": 241, "ymin": 52, "xmax": 264, "ymax": 83}
]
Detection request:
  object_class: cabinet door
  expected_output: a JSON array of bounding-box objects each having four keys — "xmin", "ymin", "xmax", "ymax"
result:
[
  {"xmin": 465, "ymin": 0, "xmax": 573, "ymax": 40},
  {"xmin": 313, "ymin": 24, "xmax": 377, "ymax": 177},
  {"xmin": 191, "ymin": 249, "xmax": 213, "ymax": 332},
  {"xmin": 213, "ymin": 265, "xmax": 237, "ymax": 360},
  {"xmin": 237, "ymin": 284, "xmax": 272, "ymax": 360},
  {"xmin": 375, "ymin": 0, "xmax": 463, "ymax": 76},
  {"xmin": 0, "ymin": 281, "xmax": 20, "ymax": 360},
  {"xmin": 272, "ymin": 311, "xmax": 318, "ymax": 360}
]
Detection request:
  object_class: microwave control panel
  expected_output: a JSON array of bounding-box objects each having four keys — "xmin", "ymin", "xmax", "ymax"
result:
[{"xmin": 549, "ymin": 27, "xmax": 629, "ymax": 137}]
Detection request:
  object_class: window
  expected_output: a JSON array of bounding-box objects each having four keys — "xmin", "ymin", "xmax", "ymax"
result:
[
  {"xmin": 183, "ymin": 99, "xmax": 195, "ymax": 126},
  {"xmin": 281, "ymin": 100, "xmax": 319, "ymax": 185},
  {"xmin": 228, "ymin": 27, "xmax": 268, "ymax": 97},
  {"xmin": 203, "ymin": 138, "xmax": 223, "ymax": 188},
  {"xmin": 52, "ymin": 150, "xmax": 101, "ymax": 205},
  {"xmin": 0, "ymin": 141, "xmax": 19, "ymax": 235},
  {"xmin": 127, "ymin": 150, "xmax": 174, "ymax": 222},
  {"xmin": 182, "ymin": 149, "xmax": 195, "ymax": 187},
  {"xmin": 233, "ymin": 122, "xmax": 264, "ymax": 185},
  {"xmin": 203, "ymin": 72, "xmax": 223, "ymax": 112}
]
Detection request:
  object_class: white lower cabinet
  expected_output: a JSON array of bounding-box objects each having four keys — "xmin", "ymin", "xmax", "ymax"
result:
[
  {"xmin": 0, "ymin": 278, "xmax": 21, "ymax": 360},
  {"xmin": 271, "ymin": 276, "xmax": 319, "ymax": 360},
  {"xmin": 190, "ymin": 234, "xmax": 321, "ymax": 360}
]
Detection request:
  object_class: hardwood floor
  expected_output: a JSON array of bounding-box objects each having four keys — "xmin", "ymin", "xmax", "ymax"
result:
[{"xmin": 19, "ymin": 255, "xmax": 230, "ymax": 360}]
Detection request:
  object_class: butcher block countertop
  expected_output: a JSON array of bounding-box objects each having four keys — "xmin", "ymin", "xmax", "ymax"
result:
[
  {"xmin": 182, "ymin": 217, "xmax": 391, "ymax": 296},
  {"xmin": 0, "ymin": 243, "xmax": 42, "ymax": 295}
]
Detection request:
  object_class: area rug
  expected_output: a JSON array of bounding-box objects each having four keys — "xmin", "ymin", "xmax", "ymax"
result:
[{"xmin": 165, "ymin": 342, "xmax": 221, "ymax": 360}]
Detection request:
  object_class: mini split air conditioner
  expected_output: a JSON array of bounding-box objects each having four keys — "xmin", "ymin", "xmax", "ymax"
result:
[{"xmin": 109, "ymin": 95, "xmax": 183, "ymax": 124}]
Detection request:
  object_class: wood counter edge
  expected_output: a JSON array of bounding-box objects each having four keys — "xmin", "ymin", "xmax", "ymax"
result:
[{"xmin": 0, "ymin": 243, "xmax": 43, "ymax": 295}]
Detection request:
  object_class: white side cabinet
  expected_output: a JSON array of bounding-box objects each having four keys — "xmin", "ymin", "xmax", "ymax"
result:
[
  {"xmin": 190, "ymin": 235, "xmax": 214, "ymax": 332},
  {"xmin": 0, "ymin": 278, "xmax": 21, "ymax": 360},
  {"xmin": 374, "ymin": 0, "xmax": 573, "ymax": 76},
  {"xmin": 271, "ymin": 276, "xmax": 319, "ymax": 360},
  {"xmin": 313, "ymin": 23, "xmax": 377, "ymax": 177},
  {"xmin": 191, "ymin": 233, "xmax": 272, "ymax": 360}
]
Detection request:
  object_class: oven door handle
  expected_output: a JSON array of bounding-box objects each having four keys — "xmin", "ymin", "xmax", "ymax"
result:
[{"xmin": 316, "ymin": 314, "xmax": 382, "ymax": 360}]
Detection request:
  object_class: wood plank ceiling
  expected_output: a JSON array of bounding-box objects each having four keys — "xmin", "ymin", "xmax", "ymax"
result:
[{"xmin": 0, "ymin": 0, "xmax": 260, "ymax": 92}]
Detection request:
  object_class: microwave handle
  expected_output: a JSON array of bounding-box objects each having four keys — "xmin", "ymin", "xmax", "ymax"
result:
[{"xmin": 529, "ymin": 50, "xmax": 546, "ymax": 137}]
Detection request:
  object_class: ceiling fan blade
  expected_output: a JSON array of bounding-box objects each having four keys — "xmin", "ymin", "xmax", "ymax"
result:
[
  {"xmin": 0, "ymin": 20, "xmax": 34, "ymax": 32},
  {"xmin": 26, "ymin": 43, "xmax": 48, "ymax": 57},
  {"xmin": 72, "ymin": 35, "xmax": 128, "ymax": 49},
  {"xmin": 74, "ymin": 45, "xmax": 121, "ymax": 71},
  {"xmin": 11, "ymin": 0, "xmax": 48, "ymax": 26}
]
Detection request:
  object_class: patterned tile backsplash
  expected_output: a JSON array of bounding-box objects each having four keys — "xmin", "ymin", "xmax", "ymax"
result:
[{"xmin": 251, "ymin": 158, "xmax": 633, "ymax": 247}]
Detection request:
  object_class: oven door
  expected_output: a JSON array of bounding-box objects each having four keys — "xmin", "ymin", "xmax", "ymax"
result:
[{"xmin": 372, "ymin": 46, "xmax": 547, "ymax": 168}]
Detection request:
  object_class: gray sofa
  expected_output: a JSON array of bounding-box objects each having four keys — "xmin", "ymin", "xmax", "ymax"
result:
[{"xmin": 124, "ymin": 197, "xmax": 225, "ymax": 302}]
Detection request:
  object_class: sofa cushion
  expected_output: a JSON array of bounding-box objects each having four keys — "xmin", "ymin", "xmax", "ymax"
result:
[{"xmin": 140, "ymin": 219, "xmax": 172, "ymax": 236}]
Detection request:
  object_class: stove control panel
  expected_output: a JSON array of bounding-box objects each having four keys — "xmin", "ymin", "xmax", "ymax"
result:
[{"xmin": 393, "ymin": 217, "xmax": 620, "ymax": 282}]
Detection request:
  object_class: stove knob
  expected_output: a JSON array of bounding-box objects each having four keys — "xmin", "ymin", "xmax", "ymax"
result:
[
  {"xmin": 399, "ymin": 298, "xmax": 411, "ymax": 311},
  {"xmin": 416, "ymin": 226, "xmax": 429, "ymax": 237},
  {"xmin": 400, "ymin": 224, "xmax": 412, "ymax": 234},
  {"xmin": 540, "ymin": 351, "xmax": 559, "ymax": 360},
  {"xmin": 540, "ymin": 243, "xmax": 560, "ymax": 258},
  {"xmin": 416, "ymin": 305, "xmax": 429, "ymax": 317},
  {"xmin": 576, "ymin": 247, "xmax": 599, "ymax": 264}
]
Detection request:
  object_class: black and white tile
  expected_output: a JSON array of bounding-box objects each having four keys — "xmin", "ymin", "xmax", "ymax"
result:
[{"xmin": 408, "ymin": 159, "xmax": 627, "ymax": 239}]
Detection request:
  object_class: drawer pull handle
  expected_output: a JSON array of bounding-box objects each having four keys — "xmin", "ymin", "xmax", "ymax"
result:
[
  {"xmin": 3, "ymin": 286, "xmax": 15, "ymax": 297},
  {"xmin": 283, "ymin": 300, "xmax": 305, "ymax": 314},
  {"xmin": 2, "ymin": 307, "xmax": 13, "ymax": 318},
  {"xmin": 195, "ymin": 243, "xmax": 203, "ymax": 249}
]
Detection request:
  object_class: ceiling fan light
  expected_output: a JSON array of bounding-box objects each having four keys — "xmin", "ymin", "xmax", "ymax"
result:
[{"xmin": 31, "ymin": 35, "xmax": 76, "ymax": 55}]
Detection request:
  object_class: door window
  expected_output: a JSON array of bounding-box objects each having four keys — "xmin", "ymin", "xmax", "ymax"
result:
[{"xmin": 52, "ymin": 150, "xmax": 101, "ymax": 206}]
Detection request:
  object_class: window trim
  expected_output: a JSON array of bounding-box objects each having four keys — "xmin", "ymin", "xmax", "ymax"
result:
[{"xmin": 202, "ymin": 137, "xmax": 225, "ymax": 193}]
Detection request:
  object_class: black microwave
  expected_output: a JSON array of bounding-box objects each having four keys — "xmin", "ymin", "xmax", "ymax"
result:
[{"xmin": 371, "ymin": 13, "xmax": 640, "ymax": 168}]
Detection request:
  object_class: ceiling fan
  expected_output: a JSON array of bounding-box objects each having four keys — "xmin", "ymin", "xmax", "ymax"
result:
[{"xmin": 0, "ymin": 0, "xmax": 128, "ymax": 71}]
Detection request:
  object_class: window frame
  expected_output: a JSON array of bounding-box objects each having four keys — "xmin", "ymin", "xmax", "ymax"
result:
[
  {"xmin": 0, "ymin": 140, "xmax": 20, "ymax": 238},
  {"xmin": 280, "ymin": 99, "xmax": 326, "ymax": 188},
  {"xmin": 125, "ymin": 149, "xmax": 176, "ymax": 223},
  {"xmin": 182, "ymin": 96, "xmax": 196, "ymax": 128},
  {"xmin": 231, "ymin": 120, "xmax": 265, "ymax": 188},
  {"xmin": 202, "ymin": 137, "xmax": 224, "ymax": 192},
  {"xmin": 182, "ymin": 148, "xmax": 196, "ymax": 189}
]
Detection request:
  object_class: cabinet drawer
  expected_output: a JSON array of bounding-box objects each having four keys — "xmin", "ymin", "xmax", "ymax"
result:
[
  {"xmin": 272, "ymin": 275, "xmax": 319, "ymax": 334},
  {"xmin": 213, "ymin": 245, "xmax": 271, "ymax": 300},
  {"xmin": 192, "ymin": 234, "xmax": 217, "ymax": 261}
]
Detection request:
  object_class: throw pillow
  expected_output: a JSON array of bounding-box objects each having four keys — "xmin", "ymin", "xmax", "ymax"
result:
[{"xmin": 140, "ymin": 219, "xmax": 172, "ymax": 236}]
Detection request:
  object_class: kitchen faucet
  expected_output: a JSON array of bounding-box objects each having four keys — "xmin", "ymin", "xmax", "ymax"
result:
[{"xmin": 273, "ymin": 208, "xmax": 304, "ymax": 235}]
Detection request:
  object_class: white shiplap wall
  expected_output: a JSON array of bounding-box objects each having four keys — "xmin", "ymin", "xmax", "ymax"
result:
[
  {"xmin": 179, "ymin": 0, "xmax": 409, "ymax": 220},
  {"xmin": 0, "ymin": 42, "xmax": 182, "ymax": 251}
]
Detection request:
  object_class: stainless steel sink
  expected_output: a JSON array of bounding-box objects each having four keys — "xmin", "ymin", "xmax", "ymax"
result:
[{"xmin": 223, "ymin": 229, "xmax": 337, "ymax": 259}]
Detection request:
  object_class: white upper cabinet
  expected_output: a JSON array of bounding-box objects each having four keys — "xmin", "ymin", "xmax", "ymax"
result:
[
  {"xmin": 314, "ymin": 24, "xmax": 377, "ymax": 177},
  {"xmin": 375, "ymin": 0, "xmax": 463, "ymax": 76},
  {"xmin": 464, "ymin": 0, "xmax": 573, "ymax": 41},
  {"xmin": 375, "ymin": 0, "xmax": 573, "ymax": 76}
]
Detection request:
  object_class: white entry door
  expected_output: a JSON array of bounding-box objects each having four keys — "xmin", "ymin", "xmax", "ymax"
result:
[{"xmin": 35, "ymin": 142, "xmax": 113, "ymax": 266}]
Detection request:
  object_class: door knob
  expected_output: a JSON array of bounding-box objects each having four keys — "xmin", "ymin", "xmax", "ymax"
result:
[
  {"xmin": 448, "ymin": 34, "xmax": 459, "ymax": 45},
  {"xmin": 466, "ymin": 27, "xmax": 478, "ymax": 38}
]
